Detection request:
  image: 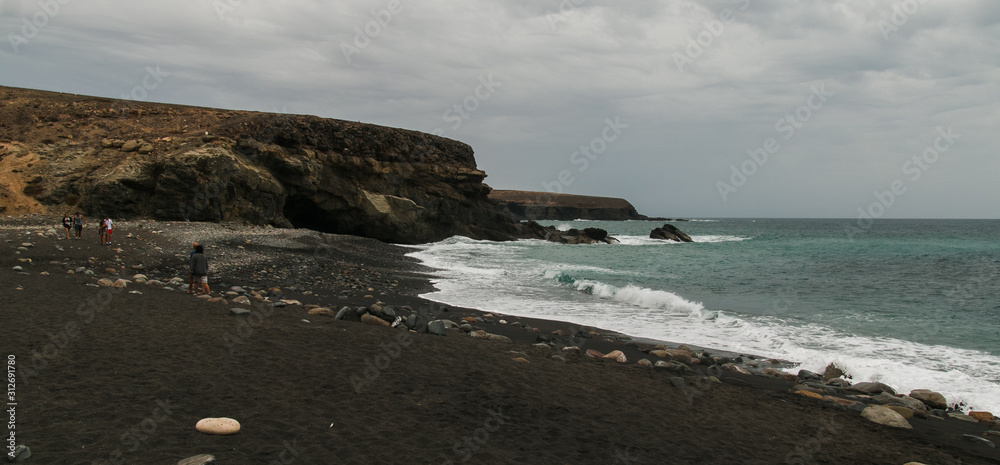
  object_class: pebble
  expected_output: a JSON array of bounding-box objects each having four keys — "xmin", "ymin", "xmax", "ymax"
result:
[
  {"xmin": 637, "ymin": 359, "xmax": 653, "ymax": 368},
  {"xmin": 307, "ymin": 307, "xmax": 335, "ymax": 317},
  {"xmin": 969, "ymin": 411, "xmax": 995, "ymax": 423},
  {"xmin": 12, "ymin": 266, "xmax": 23, "ymax": 272},
  {"xmin": 7, "ymin": 444, "xmax": 30, "ymax": 462},
  {"xmin": 97, "ymin": 278, "xmax": 114, "ymax": 287},
  {"xmin": 229, "ymin": 308, "xmax": 252, "ymax": 316},
  {"xmin": 111, "ymin": 279, "xmax": 128, "ymax": 288},
  {"xmin": 336, "ymin": 306, "xmax": 360, "ymax": 322},
  {"xmin": 562, "ymin": 346, "xmax": 581, "ymax": 354},
  {"xmin": 669, "ymin": 377, "xmax": 685, "ymax": 389},
  {"xmin": 532, "ymin": 343, "xmax": 551, "ymax": 350},
  {"xmin": 885, "ymin": 405, "xmax": 914, "ymax": 419},
  {"xmin": 177, "ymin": 454, "xmax": 216, "ymax": 465},
  {"xmin": 962, "ymin": 434, "xmax": 996, "ymax": 448},
  {"xmin": 232, "ymin": 296, "xmax": 251, "ymax": 305},
  {"xmin": 195, "ymin": 417, "xmax": 241, "ymax": 435},
  {"xmin": 361, "ymin": 314, "xmax": 390, "ymax": 326},
  {"xmin": 602, "ymin": 350, "xmax": 627, "ymax": 363},
  {"xmin": 795, "ymin": 390, "xmax": 823, "ymax": 400}
]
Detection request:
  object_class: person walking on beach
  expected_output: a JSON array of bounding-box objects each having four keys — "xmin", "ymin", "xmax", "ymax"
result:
[
  {"xmin": 187, "ymin": 242, "xmax": 199, "ymax": 294},
  {"xmin": 73, "ymin": 212, "xmax": 85, "ymax": 239},
  {"xmin": 103, "ymin": 216, "xmax": 114, "ymax": 245},
  {"xmin": 190, "ymin": 244, "xmax": 210, "ymax": 295},
  {"xmin": 98, "ymin": 216, "xmax": 108, "ymax": 246},
  {"xmin": 61, "ymin": 212, "xmax": 72, "ymax": 239}
]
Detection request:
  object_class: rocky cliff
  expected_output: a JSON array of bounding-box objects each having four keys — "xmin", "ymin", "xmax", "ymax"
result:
[
  {"xmin": 489, "ymin": 190, "xmax": 645, "ymax": 221},
  {"xmin": 0, "ymin": 86, "xmax": 522, "ymax": 244}
]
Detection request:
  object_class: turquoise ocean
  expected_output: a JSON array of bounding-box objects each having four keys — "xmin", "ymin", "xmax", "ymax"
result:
[{"xmin": 406, "ymin": 219, "xmax": 1000, "ymax": 413}]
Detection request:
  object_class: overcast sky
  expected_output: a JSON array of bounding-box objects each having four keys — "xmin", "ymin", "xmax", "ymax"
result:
[{"xmin": 2, "ymin": 0, "xmax": 998, "ymax": 218}]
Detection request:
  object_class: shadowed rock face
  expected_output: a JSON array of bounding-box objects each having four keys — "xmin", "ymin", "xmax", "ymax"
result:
[
  {"xmin": 650, "ymin": 224, "xmax": 693, "ymax": 242},
  {"xmin": 489, "ymin": 190, "xmax": 645, "ymax": 221},
  {"xmin": 0, "ymin": 86, "xmax": 520, "ymax": 244}
]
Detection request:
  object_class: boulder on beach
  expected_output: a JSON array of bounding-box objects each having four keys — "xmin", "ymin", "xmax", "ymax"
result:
[
  {"xmin": 861, "ymin": 406, "xmax": 912, "ymax": 429},
  {"xmin": 848, "ymin": 382, "xmax": 896, "ymax": 395},
  {"xmin": 427, "ymin": 320, "xmax": 447, "ymax": 336},
  {"xmin": 909, "ymin": 389, "xmax": 948, "ymax": 410}
]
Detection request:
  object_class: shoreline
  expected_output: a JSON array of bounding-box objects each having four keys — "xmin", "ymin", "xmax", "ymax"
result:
[{"xmin": 3, "ymin": 216, "xmax": 999, "ymax": 464}]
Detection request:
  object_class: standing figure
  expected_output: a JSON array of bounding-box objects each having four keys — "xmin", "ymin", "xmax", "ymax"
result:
[
  {"xmin": 103, "ymin": 217, "xmax": 115, "ymax": 245},
  {"xmin": 98, "ymin": 216, "xmax": 108, "ymax": 246},
  {"xmin": 61, "ymin": 212, "xmax": 72, "ymax": 239},
  {"xmin": 187, "ymin": 242, "xmax": 199, "ymax": 294},
  {"xmin": 190, "ymin": 244, "xmax": 210, "ymax": 296},
  {"xmin": 73, "ymin": 212, "xmax": 85, "ymax": 239}
]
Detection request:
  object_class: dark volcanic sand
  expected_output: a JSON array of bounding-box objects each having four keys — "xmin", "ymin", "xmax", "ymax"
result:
[{"xmin": 1, "ymin": 217, "xmax": 998, "ymax": 465}]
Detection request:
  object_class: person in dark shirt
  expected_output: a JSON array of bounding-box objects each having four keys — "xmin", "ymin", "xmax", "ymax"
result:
[
  {"xmin": 73, "ymin": 212, "xmax": 85, "ymax": 239},
  {"xmin": 190, "ymin": 244, "xmax": 210, "ymax": 295},
  {"xmin": 187, "ymin": 242, "xmax": 199, "ymax": 294},
  {"xmin": 61, "ymin": 213, "xmax": 72, "ymax": 239}
]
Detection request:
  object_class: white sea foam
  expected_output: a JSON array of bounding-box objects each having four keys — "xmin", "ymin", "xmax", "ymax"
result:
[{"xmin": 407, "ymin": 236, "xmax": 1000, "ymax": 413}]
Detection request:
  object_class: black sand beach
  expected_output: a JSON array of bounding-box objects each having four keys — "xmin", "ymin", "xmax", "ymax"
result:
[{"xmin": 2, "ymin": 216, "xmax": 999, "ymax": 464}]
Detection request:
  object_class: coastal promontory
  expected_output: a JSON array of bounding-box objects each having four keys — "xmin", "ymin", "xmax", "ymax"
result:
[
  {"xmin": 488, "ymin": 189, "xmax": 646, "ymax": 221},
  {"xmin": 0, "ymin": 86, "xmax": 521, "ymax": 244}
]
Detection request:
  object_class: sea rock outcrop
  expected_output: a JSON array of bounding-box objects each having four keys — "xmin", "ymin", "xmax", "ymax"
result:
[
  {"xmin": 516, "ymin": 222, "xmax": 618, "ymax": 244},
  {"xmin": 650, "ymin": 224, "xmax": 693, "ymax": 242}
]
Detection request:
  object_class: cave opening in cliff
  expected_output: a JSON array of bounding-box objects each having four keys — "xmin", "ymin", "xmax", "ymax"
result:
[{"xmin": 283, "ymin": 195, "xmax": 351, "ymax": 236}]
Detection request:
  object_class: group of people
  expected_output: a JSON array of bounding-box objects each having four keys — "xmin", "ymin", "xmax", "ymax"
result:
[
  {"xmin": 61, "ymin": 212, "xmax": 114, "ymax": 245},
  {"xmin": 59, "ymin": 213, "xmax": 212, "ymax": 295}
]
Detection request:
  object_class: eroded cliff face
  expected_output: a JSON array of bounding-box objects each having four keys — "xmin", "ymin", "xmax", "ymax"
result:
[{"xmin": 0, "ymin": 86, "xmax": 519, "ymax": 243}]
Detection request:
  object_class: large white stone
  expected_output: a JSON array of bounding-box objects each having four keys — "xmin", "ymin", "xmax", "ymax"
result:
[{"xmin": 195, "ymin": 417, "xmax": 241, "ymax": 435}]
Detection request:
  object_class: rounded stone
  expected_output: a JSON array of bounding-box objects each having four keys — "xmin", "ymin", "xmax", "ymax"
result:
[
  {"xmin": 195, "ymin": 417, "xmax": 241, "ymax": 435},
  {"xmin": 861, "ymin": 406, "xmax": 912, "ymax": 429}
]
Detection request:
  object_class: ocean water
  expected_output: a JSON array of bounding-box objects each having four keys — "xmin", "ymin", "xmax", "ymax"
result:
[{"xmin": 406, "ymin": 219, "xmax": 1000, "ymax": 413}]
